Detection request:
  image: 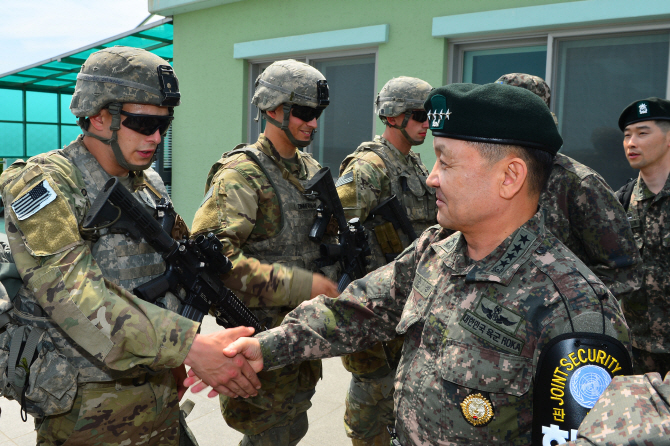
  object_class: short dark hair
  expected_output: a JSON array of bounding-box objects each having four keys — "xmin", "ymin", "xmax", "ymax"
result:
[
  {"xmin": 655, "ymin": 120, "xmax": 670, "ymax": 133},
  {"xmin": 468, "ymin": 141, "xmax": 555, "ymax": 195}
]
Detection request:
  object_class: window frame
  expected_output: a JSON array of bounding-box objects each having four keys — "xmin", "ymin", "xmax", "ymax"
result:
[
  {"xmin": 246, "ymin": 47, "xmax": 379, "ymax": 154},
  {"xmin": 447, "ymin": 21, "xmax": 670, "ymax": 109}
]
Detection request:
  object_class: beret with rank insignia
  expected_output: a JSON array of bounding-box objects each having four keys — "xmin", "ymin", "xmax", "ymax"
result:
[
  {"xmin": 424, "ymin": 83, "xmax": 563, "ymax": 155},
  {"xmin": 618, "ymin": 97, "xmax": 670, "ymax": 130}
]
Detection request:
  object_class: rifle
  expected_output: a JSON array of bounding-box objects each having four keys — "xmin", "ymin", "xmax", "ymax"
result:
[
  {"xmin": 82, "ymin": 177, "xmax": 265, "ymax": 333},
  {"xmin": 304, "ymin": 167, "xmax": 370, "ymax": 292},
  {"xmin": 369, "ymin": 195, "xmax": 418, "ymax": 263}
]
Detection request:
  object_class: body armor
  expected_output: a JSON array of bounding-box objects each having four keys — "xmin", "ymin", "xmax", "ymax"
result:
[
  {"xmin": 342, "ymin": 138, "xmax": 437, "ymax": 272},
  {"xmin": 11, "ymin": 139, "xmax": 173, "ymax": 383}
]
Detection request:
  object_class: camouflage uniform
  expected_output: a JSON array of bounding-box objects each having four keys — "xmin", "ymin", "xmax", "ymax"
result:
[
  {"xmin": 566, "ymin": 372, "xmax": 670, "ymax": 445},
  {"xmin": 0, "ymin": 137, "xmax": 198, "ymax": 446},
  {"xmin": 335, "ymin": 76, "xmax": 435, "ymax": 445},
  {"xmin": 621, "ymin": 175, "xmax": 670, "ymax": 374},
  {"xmin": 540, "ymin": 153, "xmax": 641, "ymax": 301},
  {"xmin": 337, "ymin": 135, "xmax": 436, "ymax": 444},
  {"xmin": 256, "ymin": 211, "xmax": 631, "ymax": 445},
  {"xmin": 495, "ymin": 73, "xmax": 641, "ymax": 301},
  {"xmin": 191, "ymin": 134, "xmax": 324, "ymax": 443}
]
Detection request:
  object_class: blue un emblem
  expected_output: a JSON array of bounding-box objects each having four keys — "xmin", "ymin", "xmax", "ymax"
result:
[{"xmin": 569, "ymin": 365, "xmax": 611, "ymax": 409}]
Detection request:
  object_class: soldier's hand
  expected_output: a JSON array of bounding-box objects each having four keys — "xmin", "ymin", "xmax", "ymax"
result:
[
  {"xmin": 171, "ymin": 364, "xmax": 188, "ymax": 401},
  {"xmin": 311, "ymin": 273, "xmax": 340, "ymax": 298},
  {"xmin": 183, "ymin": 326, "xmax": 261, "ymax": 399}
]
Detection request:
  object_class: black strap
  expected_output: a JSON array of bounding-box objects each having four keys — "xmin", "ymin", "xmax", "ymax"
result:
[{"xmin": 615, "ymin": 177, "xmax": 636, "ymax": 211}]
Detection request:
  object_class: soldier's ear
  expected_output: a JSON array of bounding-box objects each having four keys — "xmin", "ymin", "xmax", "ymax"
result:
[
  {"xmin": 386, "ymin": 116, "xmax": 398, "ymax": 127},
  {"xmin": 88, "ymin": 112, "xmax": 106, "ymax": 131},
  {"xmin": 499, "ymin": 157, "xmax": 527, "ymax": 200}
]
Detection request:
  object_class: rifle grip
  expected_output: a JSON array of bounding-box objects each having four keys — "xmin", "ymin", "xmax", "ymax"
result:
[{"xmin": 134, "ymin": 275, "xmax": 171, "ymax": 303}]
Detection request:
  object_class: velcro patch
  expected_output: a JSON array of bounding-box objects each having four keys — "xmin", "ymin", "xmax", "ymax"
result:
[
  {"xmin": 11, "ymin": 180, "xmax": 57, "ymax": 220},
  {"xmin": 199, "ymin": 187, "xmax": 214, "ymax": 208},
  {"xmin": 412, "ymin": 272, "xmax": 434, "ymax": 298},
  {"xmin": 335, "ymin": 171, "xmax": 354, "ymax": 187},
  {"xmin": 459, "ymin": 311, "xmax": 525, "ymax": 355}
]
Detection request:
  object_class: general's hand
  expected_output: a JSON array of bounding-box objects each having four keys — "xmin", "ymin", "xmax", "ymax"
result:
[
  {"xmin": 183, "ymin": 326, "xmax": 261, "ymax": 398},
  {"xmin": 187, "ymin": 336, "xmax": 265, "ymax": 398},
  {"xmin": 171, "ymin": 364, "xmax": 188, "ymax": 401},
  {"xmin": 311, "ymin": 273, "xmax": 340, "ymax": 298}
]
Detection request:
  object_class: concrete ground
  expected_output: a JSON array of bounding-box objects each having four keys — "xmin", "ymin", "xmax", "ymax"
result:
[{"xmin": 0, "ymin": 220, "xmax": 353, "ymax": 446}]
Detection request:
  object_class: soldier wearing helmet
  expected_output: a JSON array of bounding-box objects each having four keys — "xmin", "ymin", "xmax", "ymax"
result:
[
  {"xmin": 191, "ymin": 59, "xmax": 339, "ymax": 445},
  {"xmin": 335, "ymin": 76, "xmax": 437, "ymax": 446},
  {"xmin": 495, "ymin": 73, "xmax": 640, "ymax": 309},
  {"xmin": 0, "ymin": 46, "xmax": 260, "ymax": 445}
]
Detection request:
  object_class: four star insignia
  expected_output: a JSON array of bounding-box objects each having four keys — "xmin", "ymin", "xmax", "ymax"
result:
[{"xmin": 427, "ymin": 109, "xmax": 451, "ymax": 127}]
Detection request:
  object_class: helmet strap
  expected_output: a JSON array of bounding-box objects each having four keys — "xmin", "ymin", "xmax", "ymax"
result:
[
  {"xmin": 388, "ymin": 111, "xmax": 423, "ymax": 146},
  {"xmin": 263, "ymin": 104, "xmax": 313, "ymax": 148},
  {"xmin": 83, "ymin": 102, "xmax": 154, "ymax": 172}
]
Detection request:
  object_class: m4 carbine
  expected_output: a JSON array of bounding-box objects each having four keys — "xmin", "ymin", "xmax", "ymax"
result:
[
  {"xmin": 82, "ymin": 177, "xmax": 265, "ymax": 333},
  {"xmin": 304, "ymin": 167, "xmax": 370, "ymax": 292}
]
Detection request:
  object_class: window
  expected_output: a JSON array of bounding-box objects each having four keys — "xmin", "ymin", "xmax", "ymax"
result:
[
  {"xmin": 248, "ymin": 51, "xmax": 376, "ymax": 177},
  {"xmin": 0, "ymin": 89, "xmax": 81, "ymax": 159},
  {"xmin": 450, "ymin": 26, "xmax": 670, "ymax": 190}
]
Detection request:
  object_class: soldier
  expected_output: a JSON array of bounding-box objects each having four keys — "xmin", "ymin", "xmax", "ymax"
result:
[
  {"xmin": 566, "ymin": 371, "xmax": 670, "ymax": 445},
  {"xmin": 616, "ymin": 97, "xmax": 670, "ymax": 374},
  {"xmin": 496, "ymin": 73, "xmax": 640, "ymax": 303},
  {"xmin": 191, "ymin": 83, "xmax": 632, "ymax": 445},
  {"xmin": 0, "ymin": 46, "xmax": 260, "ymax": 446},
  {"xmin": 335, "ymin": 76, "xmax": 435, "ymax": 446},
  {"xmin": 190, "ymin": 59, "xmax": 339, "ymax": 446}
]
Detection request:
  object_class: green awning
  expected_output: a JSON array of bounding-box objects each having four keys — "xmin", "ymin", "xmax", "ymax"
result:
[{"xmin": 0, "ymin": 18, "xmax": 173, "ymax": 94}]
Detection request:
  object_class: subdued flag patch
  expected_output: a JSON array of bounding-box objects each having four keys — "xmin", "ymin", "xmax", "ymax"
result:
[{"xmin": 12, "ymin": 180, "xmax": 57, "ymax": 221}]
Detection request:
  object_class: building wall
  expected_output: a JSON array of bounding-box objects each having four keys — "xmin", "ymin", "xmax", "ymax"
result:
[{"xmin": 170, "ymin": 0, "xmax": 580, "ymax": 223}]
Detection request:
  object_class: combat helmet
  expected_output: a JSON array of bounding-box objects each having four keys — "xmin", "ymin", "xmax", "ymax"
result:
[
  {"xmin": 496, "ymin": 73, "xmax": 558, "ymax": 126},
  {"xmin": 375, "ymin": 76, "xmax": 432, "ymax": 145},
  {"xmin": 70, "ymin": 45, "xmax": 180, "ymax": 171},
  {"xmin": 252, "ymin": 59, "xmax": 329, "ymax": 148}
]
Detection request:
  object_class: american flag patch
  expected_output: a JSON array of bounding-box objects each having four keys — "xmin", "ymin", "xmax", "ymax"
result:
[{"xmin": 11, "ymin": 180, "xmax": 58, "ymax": 221}]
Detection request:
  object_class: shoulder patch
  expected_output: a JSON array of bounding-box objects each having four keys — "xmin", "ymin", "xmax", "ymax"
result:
[
  {"xmin": 11, "ymin": 180, "xmax": 57, "ymax": 221},
  {"xmin": 335, "ymin": 171, "xmax": 354, "ymax": 187}
]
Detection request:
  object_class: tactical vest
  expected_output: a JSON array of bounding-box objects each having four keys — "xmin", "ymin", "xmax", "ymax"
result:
[
  {"xmin": 223, "ymin": 145, "xmax": 323, "ymax": 327},
  {"xmin": 342, "ymin": 139, "xmax": 437, "ymax": 271},
  {"xmin": 12, "ymin": 139, "xmax": 173, "ymax": 383}
]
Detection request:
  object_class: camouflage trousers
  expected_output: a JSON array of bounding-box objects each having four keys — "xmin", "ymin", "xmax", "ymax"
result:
[
  {"xmin": 632, "ymin": 347, "xmax": 670, "ymax": 375},
  {"xmin": 220, "ymin": 359, "xmax": 321, "ymax": 443},
  {"xmin": 36, "ymin": 371, "xmax": 180, "ymax": 446},
  {"xmin": 344, "ymin": 367, "xmax": 395, "ymax": 442}
]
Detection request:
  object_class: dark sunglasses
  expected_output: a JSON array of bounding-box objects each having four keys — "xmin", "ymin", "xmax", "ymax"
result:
[
  {"xmin": 291, "ymin": 105, "xmax": 323, "ymax": 122},
  {"xmin": 410, "ymin": 110, "xmax": 428, "ymax": 123},
  {"xmin": 120, "ymin": 110, "xmax": 173, "ymax": 136}
]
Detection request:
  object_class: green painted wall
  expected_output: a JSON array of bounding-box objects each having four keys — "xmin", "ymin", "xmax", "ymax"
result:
[{"xmin": 171, "ymin": 0, "xmax": 581, "ymax": 223}]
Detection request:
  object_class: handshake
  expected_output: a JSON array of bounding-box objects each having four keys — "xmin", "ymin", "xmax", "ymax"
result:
[{"xmin": 176, "ymin": 326, "xmax": 265, "ymax": 399}]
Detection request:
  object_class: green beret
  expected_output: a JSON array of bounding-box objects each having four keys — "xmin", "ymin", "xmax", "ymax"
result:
[
  {"xmin": 424, "ymin": 83, "xmax": 563, "ymax": 155},
  {"xmin": 618, "ymin": 97, "xmax": 670, "ymax": 130}
]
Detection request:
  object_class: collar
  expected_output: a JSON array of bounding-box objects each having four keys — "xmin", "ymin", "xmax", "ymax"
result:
[
  {"xmin": 258, "ymin": 133, "xmax": 308, "ymax": 179},
  {"xmin": 632, "ymin": 173, "xmax": 670, "ymax": 203},
  {"xmin": 377, "ymin": 135, "xmax": 413, "ymax": 164},
  {"xmin": 432, "ymin": 211, "xmax": 546, "ymax": 286}
]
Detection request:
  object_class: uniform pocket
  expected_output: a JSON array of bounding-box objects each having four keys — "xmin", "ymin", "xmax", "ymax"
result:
[
  {"xmin": 0, "ymin": 323, "xmax": 78, "ymax": 418},
  {"xmin": 439, "ymin": 340, "xmax": 533, "ymax": 397}
]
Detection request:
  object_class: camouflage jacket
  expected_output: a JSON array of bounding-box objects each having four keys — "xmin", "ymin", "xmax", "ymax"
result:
[
  {"xmin": 0, "ymin": 137, "xmax": 198, "ymax": 378},
  {"xmin": 567, "ymin": 372, "xmax": 670, "ymax": 445},
  {"xmin": 257, "ymin": 211, "xmax": 631, "ymax": 445},
  {"xmin": 337, "ymin": 136, "xmax": 436, "ymax": 375},
  {"xmin": 621, "ymin": 174, "xmax": 670, "ymax": 353},
  {"xmin": 540, "ymin": 154, "xmax": 640, "ymax": 300},
  {"xmin": 338, "ymin": 135, "xmax": 437, "ymax": 271},
  {"xmin": 191, "ymin": 134, "xmax": 321, "ymax": 323}
]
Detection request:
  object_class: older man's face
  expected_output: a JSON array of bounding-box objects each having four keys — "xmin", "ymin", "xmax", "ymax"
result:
[{"xmin": 426, "ymin": 137, "xmax": 501, "ymax": 232}]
